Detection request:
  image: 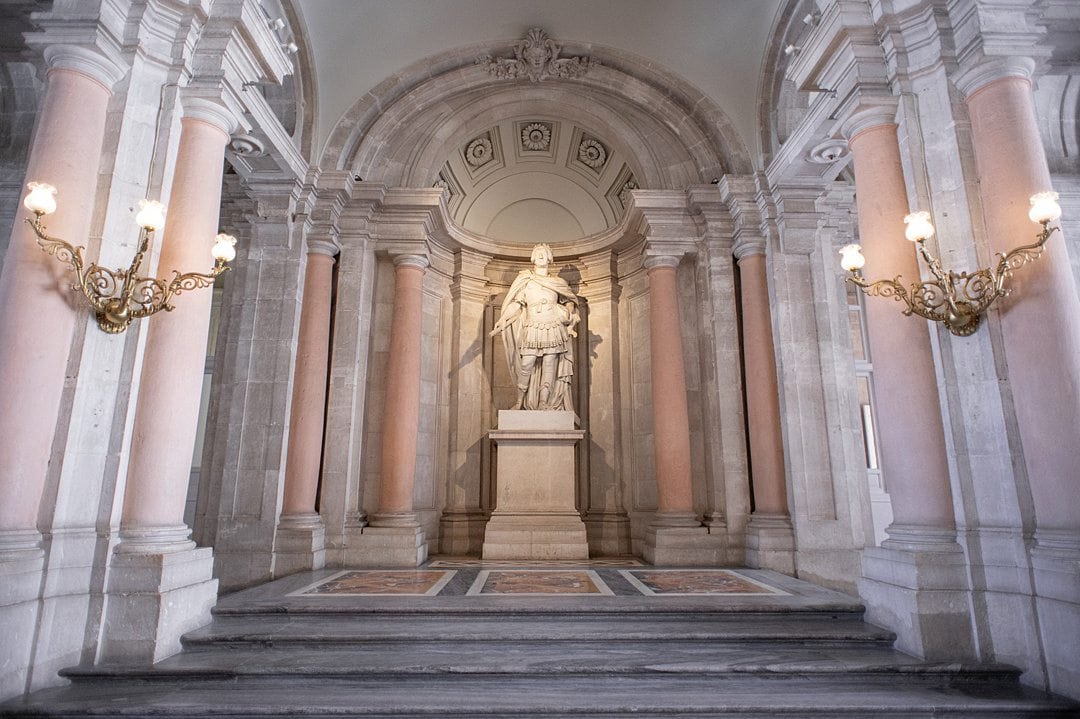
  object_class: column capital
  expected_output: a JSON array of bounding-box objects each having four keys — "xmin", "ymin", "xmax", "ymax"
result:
[
  {"xmin": 307, "ymin": 239, "xmax": 340, "ymax": 258},
  {"xmin": 734, "ymin": 242, "xmax": 767, "ymax": 261},
  {"xmin": 181, "ymin": 96, "xmax": 238, "ymax": 136},
  {"xmin": 953, "ymin": 56, "xmax": 1036, "ymax": 100},
  {"xmin": 392, "ymin": 253, "xmax": 429, "ymax": 271},
  {"xmin": 42, "ymin": 44, "xmax": 127, "ymax": 90},
  {"xmin": 643, "ymin": 255, "xmax": 681, "ymax": 272},
  {"xmin": 839, "ymin": 97, "xmax": 900, "ymax": 142}
]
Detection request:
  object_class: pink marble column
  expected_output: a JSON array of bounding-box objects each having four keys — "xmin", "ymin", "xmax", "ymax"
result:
[
  {"xmin": 844, "ymin": 114, "xmax": 955, "ymax": 536},
  {"xmin": 736, "ymin": 251, "xmax": 789, "ymax": 517},
  {"xmin": 121, "ymin": 100, "xmax": 234, "ymax": 550},
  {"xmin": 280, "ymin": 245, "xmax": 337, "ymax": 523},
  {"xmin": 962, "ymin": 65, "xmax": 1080, "ymax": 537},
  {"xmin": 644, "ymin": 255, "xmax": 697, "ymax": 524},
  {"xmin": 0, "ymin": 54, "xmax": 121, "ymax": 549},
  {"xmin": 374, "ymin": 254, "xmax": 429, "ymax": 524}
]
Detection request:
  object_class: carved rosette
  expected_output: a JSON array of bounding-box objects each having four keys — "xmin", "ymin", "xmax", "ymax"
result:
[
  {"xmin": 578, "ymin": 137, "xmax": 607, "ymax": 169},
  {"xmin": 476, "ymin": 28, "xmax": 596, "ymax": 83},
  {"xmin": 521, "ymin": 122, "xmax": 552, "ymax": 151},
  {"xmin": 466, "ymin": 136, "xmax": 493, "ymax": 167}
]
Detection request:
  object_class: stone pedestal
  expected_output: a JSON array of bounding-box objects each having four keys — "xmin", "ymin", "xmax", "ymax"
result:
[
  {"xmin": 100, "ymin": 545, "xmax": 217, "ymax": 663},
  {"xmin": 746, "ymin": 514, "xmax": 796, "ymax": 574},
  {"xmin": 345, "ymin": 515, "xmax": 428, "ymax": 567},
  {"xmin": 482, "ymin": 410, "xmax": 588, "ymax": 560},
  {"xmin": 0, "ymin": 547, "xmax": 45, "ymax": 698},
  {"xmin": 272, "ymin": 513, "xmax": 326, "ymax": 577},
  {"xmin": 643, "ymin": 522, "xmax": 725, "ymax": 566},
  {"xmin": 858, "ymin": 530, "xmax": 974, "ymax": 661}
]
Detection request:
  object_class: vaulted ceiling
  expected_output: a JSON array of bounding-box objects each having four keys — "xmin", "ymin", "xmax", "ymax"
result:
[{"xmin": 293, "ymin": 0, "xmax": 784, "ymax": 164}]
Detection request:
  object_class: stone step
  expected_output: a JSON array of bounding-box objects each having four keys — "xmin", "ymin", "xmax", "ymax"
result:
[
  {"xmin": 7, "ymin": 674, "xmax": 1075, "ymax": 717},
  {"xmin": 182, "ymin": 613, "xmax": 895, "ymax": 645},
  {"xmin": 66, "ymin": 640, "xmax": 977, "ymax": 679}
]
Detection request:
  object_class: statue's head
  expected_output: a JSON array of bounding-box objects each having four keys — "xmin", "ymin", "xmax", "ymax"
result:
[{"xmin": 530, "ymin": 243, "xmax": 553, "ymax": 266}]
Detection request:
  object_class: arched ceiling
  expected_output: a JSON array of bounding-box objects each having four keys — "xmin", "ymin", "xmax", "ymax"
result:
[{"xmin": 292, "ymin": 0, "xmax": 784, "ymax": 165}]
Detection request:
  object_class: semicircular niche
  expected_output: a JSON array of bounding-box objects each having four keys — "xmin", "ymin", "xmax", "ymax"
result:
[{"xmin": 432, "ymin": 116, "xmax": 638, "ymax": 245}]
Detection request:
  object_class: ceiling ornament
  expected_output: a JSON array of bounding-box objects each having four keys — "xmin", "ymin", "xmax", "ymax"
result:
[
  {"xmin": 465, "ymin": 135, "xmax": 494, "ymax": 166},
  {"xmin": 521, "ymin": 122, "xmax": 552, "ymax": 151},
  {"xmin": 228, "ymin": 134, "xmax": 266, "ymax": 157},
  {"xmin": 808, "ymin": 139, "xmax": 849, "ymax": 164},
  {"xmin": 476, "ymin": 28, "xmax": 595, "ymax": 83},
  {"xmin": 578, "ymin": 137, "xmax": 607, "ymax": 169}
]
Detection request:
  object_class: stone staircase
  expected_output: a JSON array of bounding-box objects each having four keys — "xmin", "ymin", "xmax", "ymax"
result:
[{"xmin": 3, "ymin": 566, "xmax": 1076, "ymax": 717}]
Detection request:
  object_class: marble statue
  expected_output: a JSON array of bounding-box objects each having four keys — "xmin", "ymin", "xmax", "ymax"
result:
[{"xmin": 491, "ymin": 244, "xmax": 581, "ymax": 412}]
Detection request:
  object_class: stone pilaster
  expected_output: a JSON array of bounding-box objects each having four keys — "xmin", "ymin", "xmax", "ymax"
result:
[
  {"xmin": 579, "ymin": 250, "xmax": 631, "ymax": 556},
  {"xmin": 438, "ymin": 249, "xmax": 491, "ymax": 555}
]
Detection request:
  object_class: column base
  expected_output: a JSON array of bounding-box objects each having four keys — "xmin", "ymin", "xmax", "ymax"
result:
[
  {"xmin": 273, "ymin": 513, "xmax": 326, "ymax": 578},
  {"xmin": 858, "ymin": 525, "xmax": 974, "ymax": 661},
  {"xmin": 438, "ymin": 510, "xmax": 488, "ymax": 555},
  {"xmin": 584, "ymin": 511, "xmax": 631, "ymax": 556},
  {"xmin": 482, "ymin": 512, "xmax": 589, "ymax": 560},
  {"xmin": 1030, "ymin": 530, "xmax": 1080, "ymax": 700},
  {"xmin": 100, "ymin": 542, "xmax": 217, "ymax": 663},
  {"xmin": 643, "ymin": 516, "xmax": 725, "ymax": 566},
  {"xmin": 344, "ymin": 514, "xmax": 428, "ymax": 567},
  {"xmin": 0, "ymin": 545, "xmax": 45, "ymax": 700},
  {"xmin": 746, "ymin": 513, "xmax": 795, "ymax": 575}
]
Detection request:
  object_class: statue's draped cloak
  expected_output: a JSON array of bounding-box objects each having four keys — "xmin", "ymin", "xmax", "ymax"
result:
[{"xmin": 498, "ymin": 270, "xmax": 577, "ymax": 413}]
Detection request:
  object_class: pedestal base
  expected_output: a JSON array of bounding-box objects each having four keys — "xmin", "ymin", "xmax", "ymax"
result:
[
  {"xmin": 0, "ymin": 545, "xmax": 45, "ymax": 699},
  {"xmin": 345, "ymin": 516, "xmax": 428, "ymax": 567},
  {"xmin": 438, "ymin": 511, "xmax": 489, "ymax": 555},
  {"xmin": 643, "ymin": 517, "xmax": 725, "ymax": 566},
  {"xmin": 746, "ymin": 513, "xmax": 795, "ymax": 574},
  {"xmin": 273, "ymin": 513, "xmax": 326, "ymax": 577},
  {"xmin": 482, "ymin": 410, "xmax": 588, "ymax": 560},
  {"xmin": 1030, "ymin": 533, "xmax": 1080, "ymax": 700},
  {"xmin": 100, "ymin": 543, "xmax": 217, "ymax": 663},
  {"xmin": 859, "ymin": 528, "xmax": 974, "ymax": 661},
  {"xmin": 584, "ymin": 511, "xmax": 632, "ymax": 556}
]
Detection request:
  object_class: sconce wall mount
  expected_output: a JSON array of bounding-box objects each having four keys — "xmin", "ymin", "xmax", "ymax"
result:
[
  {"xmin": 23, "ymin": 182, "xmax": 237, "ymax": 334},
  {"xmin": 839, "ymin": 192, "xmax": 1061, "ymax": 337}
]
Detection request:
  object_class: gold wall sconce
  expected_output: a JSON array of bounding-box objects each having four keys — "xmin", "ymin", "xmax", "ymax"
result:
[
  {"xmin": 23, "ymin": 182, "xmax": 237, "ymax": 334},
  {"xmin": 839, "ymin": 192, "xmax": 1062, "ymax": 336}
]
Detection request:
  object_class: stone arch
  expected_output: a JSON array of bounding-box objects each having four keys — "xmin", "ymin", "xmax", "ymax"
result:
[
  {"xmin": 321, "ymin": 37, "xmax": 753, "ymax": 184},
  {"xmin": 757, "ymin": 0, "xmax": 819, "ymax": 168}
]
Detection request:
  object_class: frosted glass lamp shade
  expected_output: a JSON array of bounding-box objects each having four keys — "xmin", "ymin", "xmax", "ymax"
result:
[
  {"xmin": 23, "ymin": 182, "xmax": 57, "ymax": 215},
  {"xmin": 212, "ymin": 233, "xmax": 237, "ymax": 262},
  {"xmin": 1029, "ymin": 192, "xmax": 1062, "ymax": 224},
  {"xmin": 135, "ymin": 200, "xmax": 167, "ymax": 231},
  {"xmin": 839, "ymin": 244, "xmax": 866, "ymax": 272},
  {"xmin": 903, "ymin": 211, "xmax": 935, "ymax": 243}
]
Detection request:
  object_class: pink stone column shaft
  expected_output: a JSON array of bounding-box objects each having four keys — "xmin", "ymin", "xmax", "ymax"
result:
[
  {"xmin": 377, "ymin": 256, "xmax": 428, "ymax": 516},
  {"xmin": 847, "ymin": 122, "xmax": 954, "ymax": 530},
  {"xmin": 965, "ymin": 76, "xmax": 1080, "ymax": 534},
  {"xmin": 281, "ymin": 250, "xmax": 336, "ymax": 516},
  {"xmin": 0, "ymin": 68, "xmax": 113, "ymax": 539},
  {"xmin": 645, "ymin": 257, "xmax": 695, "ymax": 517},
  {"xmin": 737, "ymin": 252, "xmax": 789, "ymax": 516},
  {"xmin": 123, "ymin": 114, "xmax": 229, "ymax": 538}
]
